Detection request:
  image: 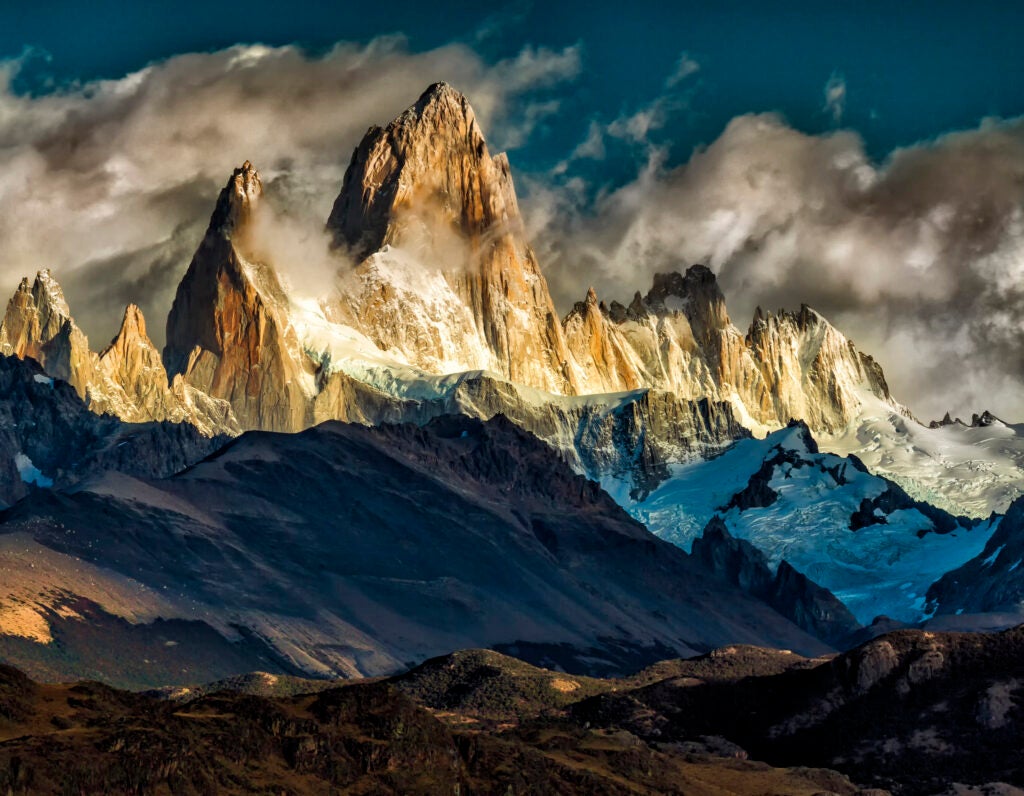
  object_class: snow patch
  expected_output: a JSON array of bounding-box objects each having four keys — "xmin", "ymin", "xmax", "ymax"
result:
[
  {"xmin": 820, "ymin": 390, "xmax": 1024, "ymax": 518},
  {"xmin": 14, "ymin": 454, "xmax": 52, "ymax": 488},
  {"xmin": 982, "ymin": 545, "xmax": 1006, "ymax": 568}
]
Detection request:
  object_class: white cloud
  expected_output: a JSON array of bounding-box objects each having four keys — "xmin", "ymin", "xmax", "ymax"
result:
[
  {"xmin": 823, "ymin": 72, "xmax": 846, "ymax": 124},
  {"xmin": 523, "ymin": 113, "xmax": 1024, "ymax": 421},
  {"xmin": 666, "ymin": 52, "xmax": 700, "ymax": 88},
  {"xmin": 0, "ymin": 38, "xmax": 581, "ymax": 347}
]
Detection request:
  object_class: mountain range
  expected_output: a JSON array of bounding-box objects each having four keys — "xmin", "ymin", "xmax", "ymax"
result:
[{"xmin": 0, "ymin": 81, "xmax": 1022, "ymax": 792}]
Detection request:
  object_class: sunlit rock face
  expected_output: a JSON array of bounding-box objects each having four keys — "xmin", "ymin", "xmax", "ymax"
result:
[
  {"xmin": 0, "ymin": 270, "xmax": 97, "ymax": 400},
  {"xmin": 327, "ymin": 82, "xmax": 578, "ymax": 395},
  {"xmin": 0, "ymin": 83, "xmax": 907, "ymax": 503},
  {"xmin": 164, "ymin": 161, "xmax": 313, "ymax": 432},
  {"xmin": 0, "ymin": 272, "xmax": 235, "ymax": 436},
  {"xmin": 97, "ymin": 303, "xmax": 239, "ymax": 436},
  {"xmin": 563, "ymin": 266, "xmax": 896, "ymax": 433}
]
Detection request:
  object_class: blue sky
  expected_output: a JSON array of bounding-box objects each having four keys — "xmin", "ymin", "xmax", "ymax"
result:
[{"xmin": 5, "ymin": 1, "xmax": 1023, "ymax": 172}]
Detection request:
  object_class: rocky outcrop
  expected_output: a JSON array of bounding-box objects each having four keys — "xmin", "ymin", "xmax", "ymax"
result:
[
  {"xmin": 327, "ymin": 83, "xmax": 578, "ymax": 395},
  {"xmin": 691, "ymin": 517, "xmax": 860, "ymax": 646},
  {"xmin": 563, "ymin": 270, "xmax": 725, "ymax": 400},
  {"xmin": 562, "ymin": 288, "xmax": 645, "ymax": 394},
  {"xmin": 0, "ymin": 272, "xmax": 237, "ymax": 436},
  {"xmin": 926, "ymin": 496, "xmax": 1024, "ymax": 616},
  {"xmin": 928, "ymin": 410, "xmax": 1001, "ymax": 429},
  {"xmin": 745, "ymin": 304, "xmax": 894, "ymax": 432},
  {"xmin": 164, "ymin": 162, "xmax": 314, "ymax": 432},
  {"xmin": 0, "ymin": 270, "xmax": 97, "ymax": 400},
  {"xmin": 97, "ymin": 303, "xmax": 240, "ymax": 435},
  {"xmin": 562, "ymin": 267, "xmax": 898, "ymax": 433},
  {"xmin": 406, "ymin": 373, "xmax": 748, "ymax": 500},
  {"xmin": 0, "ymin": 354, "xmax": 226, "ymax": 506},
  {"xmin": 573, "ymin": 626, "xmax": 1024, "ymax": 794},
  {"xmin": 97, "ymin": 304, "xmax": 169, "ymax": 418}
]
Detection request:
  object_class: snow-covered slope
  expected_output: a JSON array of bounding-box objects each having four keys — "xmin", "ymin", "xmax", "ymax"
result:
[
  {"xmin": 633, "ymin": 422, "xmax": 998, "ymax": 624},
  {"xmin": 819, "ymin": 392, "xmax": 1024, "ymax": 517}
]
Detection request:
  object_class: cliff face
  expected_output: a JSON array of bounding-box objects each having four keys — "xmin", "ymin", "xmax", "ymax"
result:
[
  {"xmin": 97, "ymin": 303, "xmax": 239, "ymax": 435},
  {"xmin": 0, "ymin": 273, "xmax": 235, "ymax": 435},
  {"xmin": 323, "ymin": 82, "xmax": 897, "ymax": 433},
  {"xmin": 0, "ymin": 270, "xmax": 97, "ymax": 399},
  {"xmin": 163, "ymin": 162, "xmax": 312, "ymax": 432},
  {"xmin": 563, "ymin": 266, "xmax": 893, "ymax": 433},
  {"xmin": 745, "ymin": 304, "xmax": 894, "ymax": 432},
  {"xmin": 2, "ymin": 83, "xmax": 909, "ymax": 499},
  {"xmin": 691, "ymin": 516, "xmax": 860, "ymax": 646},
  {"xmin": 327, "ymin": 83, "xmax": 577, "ymax": 395}
]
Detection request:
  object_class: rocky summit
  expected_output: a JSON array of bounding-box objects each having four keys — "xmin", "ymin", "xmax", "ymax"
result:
[
  {"xmin": 327, "ymin": 82, "xmax": 577, "ymax": 395},
  {"xmin": 2, "ymin": 83, "xmax": 895, "ymax": 441}
]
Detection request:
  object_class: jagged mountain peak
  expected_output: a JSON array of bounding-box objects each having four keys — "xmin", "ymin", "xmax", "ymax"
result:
[
  {"xmin": 647, "ymin": 265, "xmax": 719, "ymax": 302},
  {"xmin": 107, "ymin": 303, "xmax": 147, "ymax": 346},
  {"xmin": 971, "ymin": 410, "xmax": 1002, "ymax": 427},
  {"xmin": 3, "ymin": 270, "xmax": 74, "ymax": 334},
  {"xmin": 327, "ymin": 82, "xmax": 508, "ymax": 258},
  {"xmin": 100, "ymin": 303, "xmax": 157, "ymax": 365},
  {"xmin": 207, "ymin": 160, "xmax": 263, "ymax": 237},
  {"xmin": 326, "ymin": 84, "xmax": 578, "ymax": 395},
  {"xmin": 646, "ymin": 266, "xmax": 731, "ymax": 340},
  {"xmin": 929, "ymin": 411, "xmax": 962, "ymax": 428},
  {"xmin": 165, "ymin": 162, "xmax": 311, "ymax": 431},
  {"xmin": 747, "ymin": 302, "xmax": 826, "ymax": 333},
  {"xmin": 0, "ymin": 268, "xmax": 95, "ymax": 398},
  {"xmin": 411, "ymin": 80, "xmax": 472, "ymax": 116},
  {"xmin": 28, "ymin": 269, "xmax": 72, "ymax": 318},
  {"xmin": 927, "ymin": 409, "xmax": 1003, "ymax": 429}
]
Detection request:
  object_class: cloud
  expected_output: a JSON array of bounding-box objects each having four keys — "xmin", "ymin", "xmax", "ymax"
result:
[
  {"xmin": 666, "ymin": 52, "xmax": 700, "ymax": 88},
  {"xmin": 0, "ymin": 38, "xmax": 580, "ymax": 347},
  {"xmin": 571, "ymin": 120, "xmax": 607, "ymax": 161},
  {"xmin": 606, "ymin": 101, "xmax": 673, "ymax": 144},
  {"xmin": 823, "ymin": 72, "xmax": 846, "ymax": 124},
  {"xmin": 523, "ymin": 113, "xmax": 1024, "ymax": 421}
]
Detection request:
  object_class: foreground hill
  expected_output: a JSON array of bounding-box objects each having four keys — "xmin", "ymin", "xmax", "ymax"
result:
[
  {"xmin": 4, "ymin": 627, "xmax": 1022, "ymax": 794},
  {"xmin": 0, "ymin": 412, "xmax": 838, "ymax": 687},
  {"xmin": 573, "ymin": 627, "xmax": 1024, "ymax": 794},
  {"xmin": 0, "ymin": 653, "xmax": 873, "ymax": 795}
]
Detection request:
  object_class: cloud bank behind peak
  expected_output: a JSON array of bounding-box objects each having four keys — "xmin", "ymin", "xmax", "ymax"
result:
[
  {"xmin": 0, "ymin": 37, "xmax": 579, "ymax": 350},
  {"xmin": 526, "ymin": 111, "xmax": 1024, "ymax": 421}
]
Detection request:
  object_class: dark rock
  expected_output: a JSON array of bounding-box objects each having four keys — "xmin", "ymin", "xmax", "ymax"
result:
[{"xmin": 691, "ymin": 517, "xmax": 860, "ymax": 646}]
